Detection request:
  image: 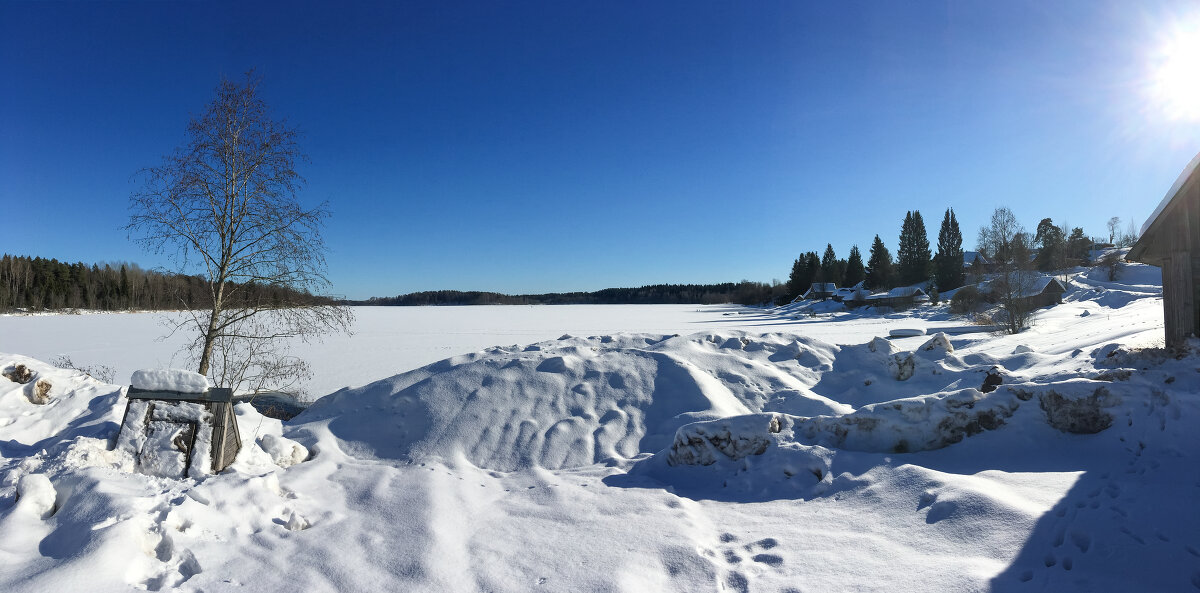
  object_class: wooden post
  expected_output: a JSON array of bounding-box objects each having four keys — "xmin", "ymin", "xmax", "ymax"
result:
[{"xmin": 1164, "ymin": 253, "xmax": 1195, "ymax": 348}]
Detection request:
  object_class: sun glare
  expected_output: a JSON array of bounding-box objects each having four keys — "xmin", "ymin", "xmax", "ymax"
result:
[{"xmin": 1151, "ymin": 25, "xmax": 1200, "ymax": 121}]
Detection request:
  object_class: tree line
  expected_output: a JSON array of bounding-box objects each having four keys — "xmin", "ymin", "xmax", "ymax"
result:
[
  {"xmin": 0, "ymin": 254, "xmax": 331, "ymax": 313},
  {"xmin": 358, "ymin": 281, "xmax": 787, "ymax": 307},
  {"xmin": 786, "ymin": 207, "xmax": 1110, "ymax": 302}
]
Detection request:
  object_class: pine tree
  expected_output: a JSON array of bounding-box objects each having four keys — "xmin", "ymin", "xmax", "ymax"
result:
[
  {"xmin": 934, "ymin": 208, "xmax": 965, "ymax": 290},
  {"xmin": 866, "ymin": 235, "xmax": 895, "ymax": 290},
  {"xmin": 844, "ymin": 245, "xmax": 865, "ymax": 287},
  {"xmin": 897, "ymin": 210, "xmax": 932, "ymax": 285},
  {"xmin": 1034, "ymin": 217, "xmax": 1066, "ymax": 272},
  {"xmin": 1065, "ymin": 227, "xmax": 1090, "ymax": 264}
]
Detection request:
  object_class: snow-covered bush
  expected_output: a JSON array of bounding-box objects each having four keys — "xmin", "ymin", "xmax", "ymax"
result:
[{"xmin": 950, "ymin": 285, "xmax": 981, "ymax": 313}]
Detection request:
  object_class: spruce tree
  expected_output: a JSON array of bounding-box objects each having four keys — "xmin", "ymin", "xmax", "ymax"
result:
[
  {"xmin": 934, "ymin": 208, "xmax": 965, "ymax": 290},
  {"xmin": 866, "ymin": 235, "xmax": 895, "ymax": 290},
  {"xmin": 787, "ymin": 257, "xmax": 806, "ymax": 298},
  {"xmin": 806, "ymin": 251, "xmax": 821, "ymax": 284},
  {"xmin": 821, "ymin": 244, "xmax": 837, "ymax": 285},
  {"xmin": 844, "ymin": 245, "xmax": 865, "ymax": 287},
  {"xmin": 897, "ymin": 210, "xmax": 931, "ymax": 285}
]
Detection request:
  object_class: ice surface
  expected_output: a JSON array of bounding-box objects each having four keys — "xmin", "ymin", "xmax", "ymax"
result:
[{"xmin": 130, "ymin": 368, "xmax": 209, "ymax": 393}]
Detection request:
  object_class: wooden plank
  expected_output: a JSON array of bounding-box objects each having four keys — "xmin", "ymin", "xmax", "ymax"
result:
[
  {"xmin": 209, "ymin": 402, "xmax": 226, "ymax": 472},
  {"xmin": 127, "ymin": 387, "xmax": 234, "ymax": 403}
]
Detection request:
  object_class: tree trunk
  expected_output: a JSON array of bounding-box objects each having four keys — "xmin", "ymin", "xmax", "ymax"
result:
[{"xmin": 198, "ymin": 306, "xmax": 220, "ymax": 375}]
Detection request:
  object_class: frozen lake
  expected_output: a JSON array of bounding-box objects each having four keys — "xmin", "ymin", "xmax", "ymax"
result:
[
  {"xmin": 0, "ymin": 297, "xmax": 1158, "ymax": 399},
  {"xmin": 0, "ymin": 304, "xmax": 934, "ymax": 399},
  {"xmin": 0, "ymin": 305, "xmax": 826, "ymax": 398}
]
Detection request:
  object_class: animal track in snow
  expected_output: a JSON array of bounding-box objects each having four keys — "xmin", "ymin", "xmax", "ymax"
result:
[
  {"xmin": 139, "ymin": 524, "xmax": 202, "ymax": 591},
  {"xmin": 1070, "ymin": 531, "xmax": 1091, "ymax": 553},
  {"xmin": 709, "ymin": 533, "xmax": 786, "ymax": 591}
]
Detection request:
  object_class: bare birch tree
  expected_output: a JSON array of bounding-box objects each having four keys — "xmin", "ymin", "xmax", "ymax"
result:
[
  {"xmin": 978, "ymin": 207, "xmax": 1037, "ymax": 334},
  {"xmin": 127, "ymin": 72, "xmax": 351, "ymax": 396}
]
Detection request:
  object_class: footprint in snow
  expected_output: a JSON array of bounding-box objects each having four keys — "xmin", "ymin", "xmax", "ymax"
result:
[
  {"xmin": 751, "ymin": 553, "xmax": 783, "ymax": 567},
  {"xmin": 744, "ymin": 537, "xmax": 779, "ymax": 552}
]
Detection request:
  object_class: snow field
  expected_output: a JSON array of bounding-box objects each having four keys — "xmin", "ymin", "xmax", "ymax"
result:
[{"xmin": 0, "ymin": 260, "xmax": 1198, "ymax": 592}]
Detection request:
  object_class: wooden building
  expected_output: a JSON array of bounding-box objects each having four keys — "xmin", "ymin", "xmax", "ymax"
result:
[
  {"xmin": 803, "ymin": 282, "xmax": 838, "ymax": 300},
  {"xmin": 1127, "ymin": 152, "xmax": 1200, "ymax": 347},
  {"xmin": 847, "ymin": 286, "xmax": 929, "ymax": 309},
  {"xmin": 116, "ymin": 386, "xmax": 242, "ymax": 477},
  {"xmin": 1014, "ymin": 277, "xmax": 1067, "ymax": 310}
]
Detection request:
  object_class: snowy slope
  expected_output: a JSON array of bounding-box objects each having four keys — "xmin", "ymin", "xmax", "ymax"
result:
[{"xmin": 1, "ymin": 260, "xmax": 1198, "ymax": 592}]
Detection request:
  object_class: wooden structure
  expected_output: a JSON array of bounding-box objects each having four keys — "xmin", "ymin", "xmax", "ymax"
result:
[
  {"xmin": 117, "ymin": 386, "xmax": 241, "ymax": 477},
  {"xmin": 1127, "ymin": 152, "xmax": 1200, "ymax": 347},
  {"xmin": 962, "ymin": 251, "xmax": 990, "ymax": 269},
  {"xmin": 847, "ymin": 287, "xmax": 929, "ymax": 309},
  {"xmin": 803, "ymin": 282, "xmax": 838, "ymax": 300},
  {"xmin": 1014, "ymin": 277, "xmax": 1067, "ymax": 310}
]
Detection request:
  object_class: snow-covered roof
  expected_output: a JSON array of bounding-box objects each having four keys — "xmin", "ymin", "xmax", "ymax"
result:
[
  {"xmin": 808, "ymin": 282, "xmax": 837, "ymax": 292},
  {"xmin": 1017, "ymin": 276, "xmax": 1066, "ymax": 299},
  {"xmin": 864, "ymin": 287, "xmax": 928, "ymax": 300},
  {"xmin": 888, "ymin": 287, "xmax": 927, "ymax": 298},
  {"xmin": 963, "ymin": 251, "xmax": 989, "ymax": 266},
  {"xmin": 1141, "ymin": 149, "xmax": 1200, "ymax": 236},
  {"xmin": 835, "ymin": 281, "xmax": 865, "ymax": 295},
  {"xmin": 977, "ymin": 275, "xmax": 1066, "ymax": 298}
]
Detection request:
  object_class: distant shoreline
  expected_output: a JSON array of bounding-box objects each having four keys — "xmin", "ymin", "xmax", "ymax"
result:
[{"xmin": 346, "ymin": 282, "xmax": 784, "ymax": 307}]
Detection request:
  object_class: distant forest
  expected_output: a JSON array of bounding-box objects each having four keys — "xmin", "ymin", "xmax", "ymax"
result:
[
  {"xmin": 2, "ymin": 255, "xmax": 786, "ymax": 311},
  {"xmin": 357, "ymin": 282, "xmax": 786, "ymax": 306},
  {"xmin": 0, "ymin": 254, "xmax": 329, "ymax": 312}
]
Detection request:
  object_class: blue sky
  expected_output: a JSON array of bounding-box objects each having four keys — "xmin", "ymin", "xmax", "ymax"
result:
[{"xmin": 4, "ymin": 1, "xmax": 1200, "ymax": 299}]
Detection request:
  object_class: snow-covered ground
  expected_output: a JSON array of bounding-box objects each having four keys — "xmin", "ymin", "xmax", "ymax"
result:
[
  {"xmin": 2, "ymin": 261, "xmax": 1198, "ymax": 592},
  {"xmin": 0, "ymin": 302, "xmax": 1037, "ymax": 399}
]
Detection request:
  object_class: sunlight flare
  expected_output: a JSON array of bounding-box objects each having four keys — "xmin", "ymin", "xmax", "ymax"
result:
[{"xmin": 1150, "ymin": 21, "xmax": 1200, "ymax": 121}]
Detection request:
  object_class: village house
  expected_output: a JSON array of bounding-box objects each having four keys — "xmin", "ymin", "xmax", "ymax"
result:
[
  {"xmin": 1014, "ymin": 276, "xmax": 1067, "ymax": 310},
  {"xmin": 803, "ymin": 282, "xmax": 838, "ymax": 300},
  {"xmin": 846, "ymin": 286, "xmax": 929, "ymax": 309}
]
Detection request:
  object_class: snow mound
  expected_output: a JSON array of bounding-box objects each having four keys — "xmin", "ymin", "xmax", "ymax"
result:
[
  {"xmin": 667, "ymin": 414, "xmax": 783, "ymax": 466},
  {"xmin": 793, "ymin": 387, "xmax": 1024, "ymax": 453},
  {"xmin": 15, "ymin": 474, "xmax": 57, "ymax": 519},
  {"xmin": 0, "ymin": 354, "xmax": 122, "ymax": 453},
  {"xmin": 130, "ymin": 368, "xmax": 209, "ymax": 393},
  {"xmin": 293, "ymin": 332, "xmax": 851, "ymax": 471},
  {"xmin": 919, "ymin": 332, "xmax": 953, "ymax": 353},
  {"xmin": 259, "ymin": 434, "xmax": 308, "ymax": 467}
]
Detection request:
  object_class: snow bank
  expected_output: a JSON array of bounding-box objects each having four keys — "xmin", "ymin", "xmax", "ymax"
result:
[
  {"xmin": 292, "ymin": 333, "xmax": 852, "ymax": 470},
  {"xmin": 130, "ymin": 368, "xmax": 209, "ymax": 393}
]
